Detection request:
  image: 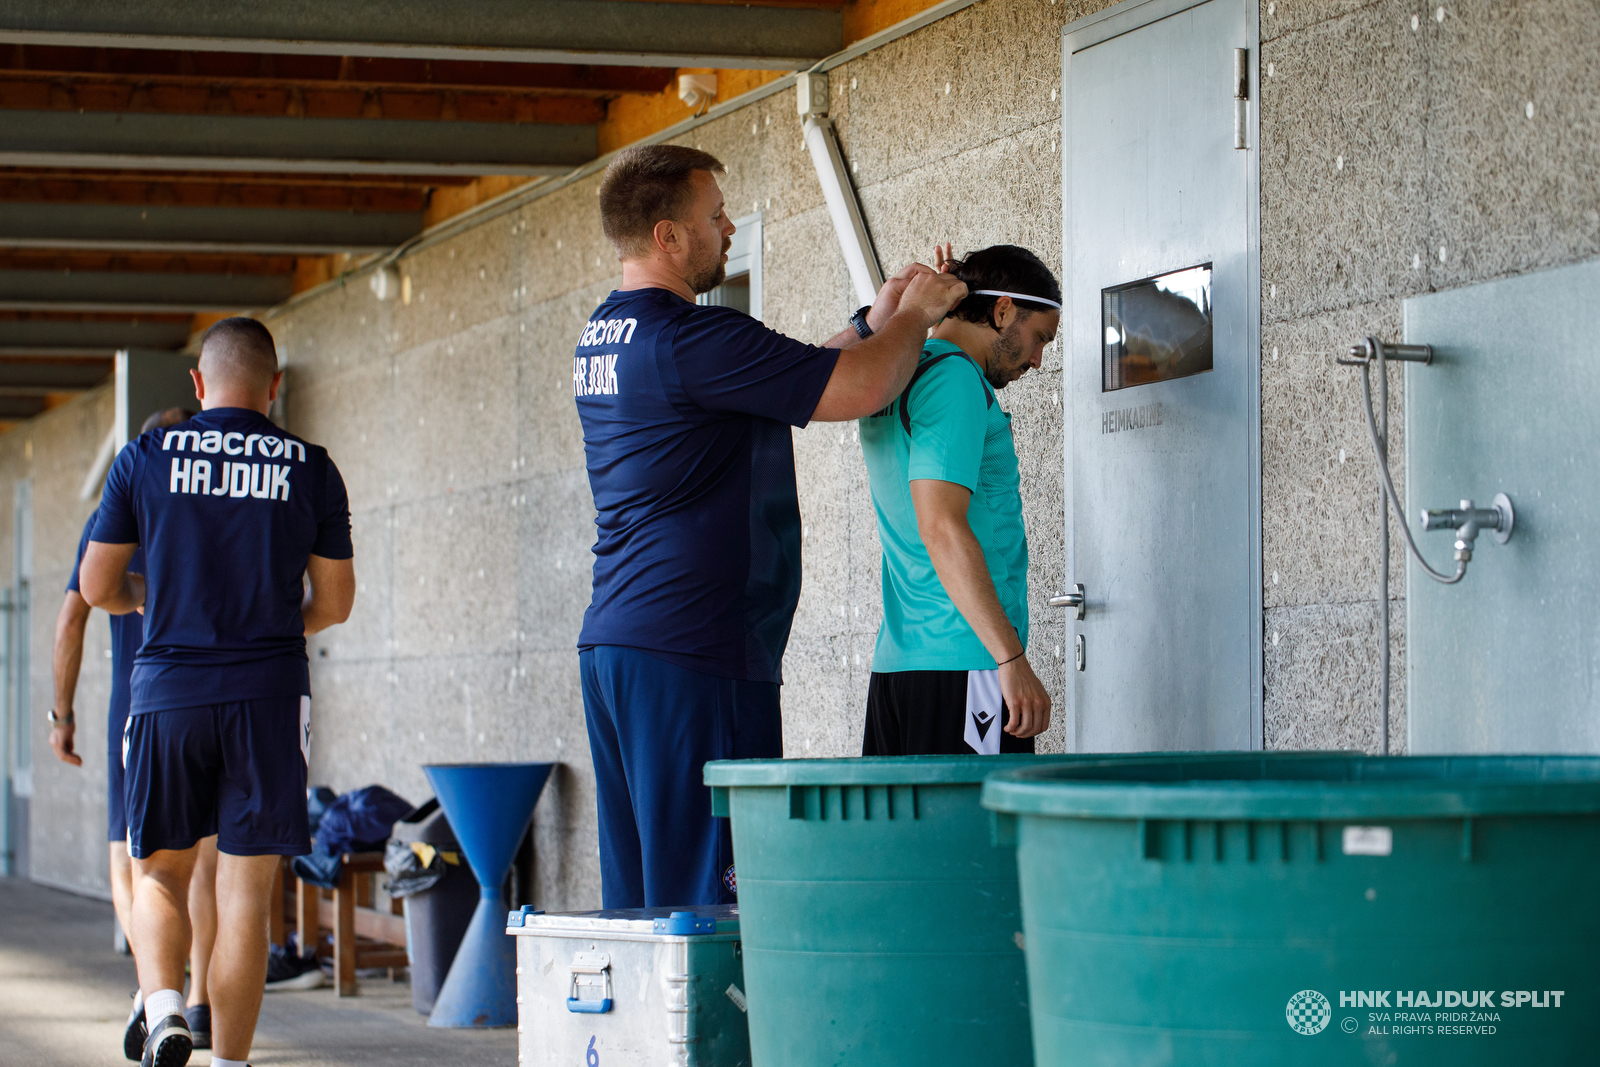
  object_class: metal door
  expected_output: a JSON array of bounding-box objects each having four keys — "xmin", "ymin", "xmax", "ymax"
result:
[
  {"xmin": 1061, "ymin": 0, "xmax": 1261, "ymax": 751},
  {"xmin": 116, "ymin": 348, "xmax": 200, "ymax": 446}
]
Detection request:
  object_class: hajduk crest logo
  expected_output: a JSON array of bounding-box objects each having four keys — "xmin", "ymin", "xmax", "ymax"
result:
[{"xmin": 1287, "ymin": 990, "xmax": 1333, "ymax": 1035}]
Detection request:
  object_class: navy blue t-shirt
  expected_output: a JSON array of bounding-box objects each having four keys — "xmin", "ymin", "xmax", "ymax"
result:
[
  {"xmin": 67, "ymin": 509, "xmax": 143, "ymax": 727},
  {"xmin": 91, "ymin": 408, "xmax": 353, "ymax": 714},
  {"xmin": 574, "ymin": 287, "xmax": 839, "ymax": 683}
]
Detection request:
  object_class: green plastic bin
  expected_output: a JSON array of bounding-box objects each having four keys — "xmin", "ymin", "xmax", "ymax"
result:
[
  {"xmin": 705, "ymin": 753, "xmax": 1334, "ymax": 1067},
  {"xmin": 982, "ymin": 754, "xmax": 1600, "ymax": 1065}
]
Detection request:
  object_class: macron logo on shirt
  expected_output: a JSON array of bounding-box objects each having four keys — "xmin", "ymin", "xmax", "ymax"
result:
[{"xmin": 162, "ymin": 428, "xmax": 304, "ymax": 500}]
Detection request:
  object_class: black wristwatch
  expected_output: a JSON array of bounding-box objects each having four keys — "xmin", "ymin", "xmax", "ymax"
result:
[
  {"xmin": 849, "ymin": 305, "xmax": 874, "ymax": 339},
  {"xmin": 47, "ymin": 707, "xmax": 74, "ymax": 727}
]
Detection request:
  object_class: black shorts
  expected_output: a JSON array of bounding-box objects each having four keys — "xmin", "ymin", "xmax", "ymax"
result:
[
  {"xmin": 863, "ymin": 670, "xmax": 1036, "ymax": 756},
  {"xmin": 123, "ymin": 696, "xmax": 312, "ymax": 858},
  {"xmin": 108, "ymin": 707, "xmax": 129, "ymax": 843}
]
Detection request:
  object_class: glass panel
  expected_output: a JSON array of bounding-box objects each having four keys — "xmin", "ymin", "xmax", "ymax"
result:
[
  {"xmin": 1101, "ymin": 264, "xmax": 1213, "ymax": 391},
  {"xmin": 700, "ymin": 271, "xmax": 751, "ymax": 316}
]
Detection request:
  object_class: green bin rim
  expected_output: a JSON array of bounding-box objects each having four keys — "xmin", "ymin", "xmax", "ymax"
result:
[
  {"xmin": 702, "ymin": 751, "xmax": 1352, "ymax": 788},
  {"xmin": 980, "ymin": 755, "xmax": 1600, "ymax": 820}
]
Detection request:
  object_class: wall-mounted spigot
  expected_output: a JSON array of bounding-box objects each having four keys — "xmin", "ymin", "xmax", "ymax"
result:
[{"xmin": 1420, "ymin": 493, "xmax": 1514, "ymax": 563}]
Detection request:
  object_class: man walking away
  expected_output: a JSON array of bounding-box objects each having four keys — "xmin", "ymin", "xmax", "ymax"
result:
[
  {"xmin": 576, "ymin": 144, "xmax": 966, "ymax": 909},
  {"xmin": 80, "ymin": 317, "xmax": 355, "ymax": 1067},
  {"xmin": 48, "ymin": 407, "xmax": 223, "ymax": 1060},
  {"xmin": 859, "ymin": 244, "xmax": 1060, "ymax": 755}
]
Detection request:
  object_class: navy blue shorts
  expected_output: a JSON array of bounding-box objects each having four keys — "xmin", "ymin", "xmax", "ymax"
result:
[
  {"xmin": 123, "ymin": 697, "xmax": 312, "ymax": 859},
  {"xmin": 581, "ymin": 645, "xmax": 782, "ymax": 910},
  {"xmin": 108, "ymin": 708, "xmax": 129, "ymax": 842}
]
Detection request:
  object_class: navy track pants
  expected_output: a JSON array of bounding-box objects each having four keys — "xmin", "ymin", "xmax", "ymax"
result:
[{"xmin": 580, "ymin": 645, "xmax": 782, "ymax": 909}]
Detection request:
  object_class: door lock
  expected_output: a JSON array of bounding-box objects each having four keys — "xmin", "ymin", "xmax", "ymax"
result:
[{"xmin": 1049, "ymin": 584, "xmax": 1086, "ymax": 620}]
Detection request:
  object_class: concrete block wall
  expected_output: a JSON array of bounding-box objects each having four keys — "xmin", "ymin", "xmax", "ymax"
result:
[
  {"xmin": 11, "ymin": 0, "xmax": 1600, "ymax": 899},
  {"xmin": 0, "ymin": 387, "xmax": 118, "ymax": 892}
]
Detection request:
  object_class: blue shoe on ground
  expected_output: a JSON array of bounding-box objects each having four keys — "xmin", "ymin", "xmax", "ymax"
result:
[
  {"xmin": 183, "ymin": 1003, "xmax": 210, "ymax": 1050},
  {"xmin": 265, "ymin": 943, "xmax": 325, "ymax": 991}
]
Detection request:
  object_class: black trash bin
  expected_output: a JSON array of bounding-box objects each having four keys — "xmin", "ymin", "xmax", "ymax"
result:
[{"xmin": 391, "ymin": 798, "xmax": 479, "ymax": 1015}]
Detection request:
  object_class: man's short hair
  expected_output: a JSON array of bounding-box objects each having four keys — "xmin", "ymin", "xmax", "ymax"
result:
[
  {"xmin": 598, "ymin": 144, "xmax": 726, "ymax": 259},
  {"xmin": 198, "ymin": 317, "xmax": 279, "ymax": 394},
  {"xmin": 945, "ymin": 245, "xmax": 1062, "ymax": 326},
  {"xmin": 140, "ymin": 407, "xmax": 194, "ymax": 434}
]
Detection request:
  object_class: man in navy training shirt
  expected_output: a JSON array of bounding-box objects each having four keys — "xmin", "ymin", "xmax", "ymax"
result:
[
  {"xmin": 575, "ymin": 142, "xmax": 967, "ymax": 909},
  {"xmin": 80, "ymin": 317, "xmax": 355, "ymax": 1067},
  {"xmin": 48, "ymin": 406, "xmax": 231, "ymax": 1060}
]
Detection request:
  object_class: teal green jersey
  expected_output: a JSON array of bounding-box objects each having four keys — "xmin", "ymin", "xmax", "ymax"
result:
[{"xmin": 859, "ymin": 339, "xmax": 1029, "ymax": 672}]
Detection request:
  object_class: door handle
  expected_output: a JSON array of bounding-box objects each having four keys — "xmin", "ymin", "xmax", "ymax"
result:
[{"xmin": 1048, "ymin": 584, "xmax": 1086, "ymax": 620}]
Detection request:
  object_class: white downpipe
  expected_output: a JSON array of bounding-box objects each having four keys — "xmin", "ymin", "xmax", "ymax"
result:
[{"xmin": 802, "ymin": 115, "xmax": 883, "ymax": 307}]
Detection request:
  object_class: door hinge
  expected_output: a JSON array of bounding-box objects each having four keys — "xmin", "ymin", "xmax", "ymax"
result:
[{"xmin": 1233, "ymin": 47, "xmax": 1249, "ymax": 150}]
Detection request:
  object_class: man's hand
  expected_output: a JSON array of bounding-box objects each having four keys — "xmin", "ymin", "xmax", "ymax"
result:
[
  {"xmin": 865, "ymin": 261, "xmax": 937, "ymax": 332},
  {"xmin": 811, "ymin": 272, "xmax": 967, "ymax": 422},
  {"xmin": 49, "ymin": 720, "xmax": 82, "ymax": 766},
  {"xmin": 999, "ymin": 655, "xmax": 1051, "ymax": 738},
  {"xmin": 895, "ymin": 270, "xmax": 968, "ymax": 329}
]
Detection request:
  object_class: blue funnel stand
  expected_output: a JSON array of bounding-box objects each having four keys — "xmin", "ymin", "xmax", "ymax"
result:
[{"xmin": 424, "ymin": 762, "xmax": 554, "ymax": 1028}]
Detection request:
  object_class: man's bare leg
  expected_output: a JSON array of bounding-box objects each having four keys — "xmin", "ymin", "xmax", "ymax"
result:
[
  {"xmin": 131, "ymin": 843, "xmax": 201, "ymax": 1062},
  {"xmin": 186, "ymin": 836, "xmax": 219, "ymax": 1007},
  {"xmin": 110, "ymin": 841, "xmax": 138, "ymax": 958},
  {"xmin": 208, "ymin": 852, "xmax": 281, "ymax": 1063}
]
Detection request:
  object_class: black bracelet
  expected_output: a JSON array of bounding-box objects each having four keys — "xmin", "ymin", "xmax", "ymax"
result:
[{"xmin": 997, "ymin": 650, "xmax": 1025, "ymax": 667}]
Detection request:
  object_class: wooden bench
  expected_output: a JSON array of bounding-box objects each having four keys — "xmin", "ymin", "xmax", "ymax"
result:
[{"xmin": 281, "ymin": 852, "xmax": 409, "ymax": 996}]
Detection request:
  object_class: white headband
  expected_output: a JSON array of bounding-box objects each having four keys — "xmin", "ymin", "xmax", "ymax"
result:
[{"xmin": 970, "ymin": 289, "xmax": 1062, "ymax": 310}]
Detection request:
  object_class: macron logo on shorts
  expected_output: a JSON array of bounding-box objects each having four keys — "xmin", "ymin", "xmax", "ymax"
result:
[
  {"xmin": 163, "ymin": 429, "xmax": 304, "ymax": 500},
  {"xmin": 964, "ymin": 669, "xmax": 1003, "ymax": 755}
]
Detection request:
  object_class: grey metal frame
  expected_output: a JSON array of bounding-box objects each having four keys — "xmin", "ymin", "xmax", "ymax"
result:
[
  {"xmin": 0, "ymin": 322, "xmax": 192, "ymax": 353},
  {"xmin": 0, "ymin": 203, "xmax": 422, "ymax": 256},
  {"xmin": 0, "ymin": 110, "xmax": 598, "ymax": 177},
  {"xmin": 1060, "ymin": 0, "xmax": 1262, "ymax": 749},
  {"xmin": 0, "ymin": 269, "xmax": 292, "ymax": 314},
  {"xmin": 0, "ymin": 0, "xmax": 841, "ymax": 69}
]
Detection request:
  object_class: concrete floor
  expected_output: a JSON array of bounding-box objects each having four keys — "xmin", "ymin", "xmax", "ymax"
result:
[{"xmin": 0, "ymin": 877, "xmax": 516, "ymax": 1067}]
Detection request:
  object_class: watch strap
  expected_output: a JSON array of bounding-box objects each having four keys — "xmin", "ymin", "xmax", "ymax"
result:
[{"xmin": 850, "ymin": 305, "xmax": 874, "ymax": 339}]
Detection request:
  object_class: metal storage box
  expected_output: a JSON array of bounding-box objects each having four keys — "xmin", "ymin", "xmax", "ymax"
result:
[{"xmin": 506, "ymin": 905, "xmax": 749, "ymax": 1067}]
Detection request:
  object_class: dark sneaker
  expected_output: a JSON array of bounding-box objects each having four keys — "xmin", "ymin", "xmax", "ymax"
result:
[
  {"xmin": 265, "ymin": 943, "xmax": 325, "ymax": 991},
  {"xmin": 123, "ymin": 989, "xmax": 147, "ymax": 1061},
  {"xmin": 183, "ymin": 1004, "xmax": 210, "ymax": 1050},
  {"xmin": 140, "ymin": 1012, "xmax": 192, "ymax": 1067}
]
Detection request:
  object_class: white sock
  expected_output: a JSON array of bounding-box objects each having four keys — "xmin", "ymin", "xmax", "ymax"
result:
[
  {"xmin": 144, "ymin": 988, "xmax": 185, "ymax": 1024},
  {"xmin": 211, "ymin": 1058, "xmax": 249, "ymax": 1067}
]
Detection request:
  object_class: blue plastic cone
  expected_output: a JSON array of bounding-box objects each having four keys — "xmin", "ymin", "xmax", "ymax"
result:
[{"xmin": 423, "ymin": 762, "xmax": 554, "ymax": 1028}]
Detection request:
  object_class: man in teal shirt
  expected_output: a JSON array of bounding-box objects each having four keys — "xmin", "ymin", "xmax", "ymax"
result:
[{"xmin": 859, "ymin": 244, "xmax": 1060, "ymax": 754}]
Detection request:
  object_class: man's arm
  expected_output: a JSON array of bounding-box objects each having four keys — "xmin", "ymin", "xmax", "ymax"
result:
[
  {"xmin": 79, "ymin": 542, "xmax": 144, "ymax": 616},
  {"xmin": 811, "ymin": 271, "xmax": 968, "ymax": 423},
  {"xmin": 910, "ymin": 479, "xmax": 1050, "ymax": 738},
  {"xmin": 48, "ymin": 590, "xmax": 92, "ymax": 766},
  {"xmin": 303, "ymin": 554, "xmax": 356, "ymax": 636},
  {"xmin": 821, "ymin": 262, "xmax": 937, "ymax": 351}
]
